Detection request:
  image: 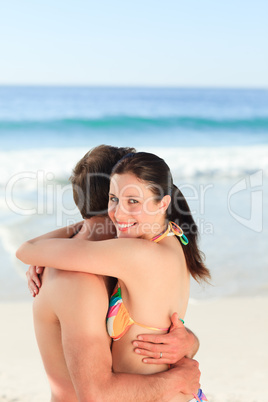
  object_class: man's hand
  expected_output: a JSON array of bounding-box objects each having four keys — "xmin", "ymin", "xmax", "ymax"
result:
[
  {"xmin": 171, "ymin": 357, "xmax": 200, "ymax": 396},
  {"xmin": 133, "ymin": 312, "xmax": 199, "ymax": 364},
  {"xmin": 26, "ymin": 265, "xmax": 44, "ymax": 297}
]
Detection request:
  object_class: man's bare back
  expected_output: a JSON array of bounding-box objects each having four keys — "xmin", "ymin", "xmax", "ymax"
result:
[
  {"xmin": 34, "ymin": 269, "xmax": 112, "ymax": 401},
  {"xmin": 33, "ymin": 218, "xmax": 116, "ymax": 401},
  {"xmin": 31, "ymin": 218, "xmax": 200, "ymax": 401}
]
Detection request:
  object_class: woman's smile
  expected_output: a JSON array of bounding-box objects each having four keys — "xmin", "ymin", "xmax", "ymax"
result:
[
  {"xmin": 116, "ymin": 221, "xmax": 137, "ymax": 231},
  {"xmin": 108, "ymin": 173, "xmax": 165, "ymax": 240}
]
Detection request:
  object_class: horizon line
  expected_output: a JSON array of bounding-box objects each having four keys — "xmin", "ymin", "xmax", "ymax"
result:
[{"xmin": 0, "ymin": 83, "xmax": 267, "ymax": 90}]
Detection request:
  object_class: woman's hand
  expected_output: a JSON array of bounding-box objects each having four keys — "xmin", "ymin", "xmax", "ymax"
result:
[
  {"xmin": 26, "ymin": 265, "xmax": 44, "ymax": 297},
  {"xmin": 133, "ymin": 312, "xmax": 199, "ymax": 364}
]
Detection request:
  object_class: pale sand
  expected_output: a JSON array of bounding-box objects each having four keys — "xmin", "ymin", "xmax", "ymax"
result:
[
  {"xmin": 185, "ymin": 297, "xmax": 268, "ymax": 402},
  {"xmin": 0, "ymin": 297, "xmax": 267, "ymax": 402}
]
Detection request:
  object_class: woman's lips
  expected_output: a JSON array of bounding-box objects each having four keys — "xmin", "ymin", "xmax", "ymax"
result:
[{"xmin": 116, "ymin": 222, "xmax": 136, "ymax": 231}]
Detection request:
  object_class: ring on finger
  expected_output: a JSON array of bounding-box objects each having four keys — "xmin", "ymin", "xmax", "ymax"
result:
[{"xmin": 159, "ymin": 352, "xmax": 162, "ymax": 359}]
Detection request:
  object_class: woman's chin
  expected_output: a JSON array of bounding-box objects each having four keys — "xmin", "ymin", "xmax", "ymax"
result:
[{"xmin": 117, "ymin": 231, "xmax": 135, "ymax": 239}]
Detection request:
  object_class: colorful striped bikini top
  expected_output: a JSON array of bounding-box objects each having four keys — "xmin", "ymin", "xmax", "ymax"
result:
[
  {"xmin": 107, "ymin": 284, "xmax": 169, "ymax": 340},
  {"xmin": 106, "ymin": 221, "xmax": 188, "ymax": 341}
]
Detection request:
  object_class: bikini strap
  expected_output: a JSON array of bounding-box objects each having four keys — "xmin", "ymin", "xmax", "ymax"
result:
[
  {"xmin": 151, "ymin": 221, "xmax": 189, "ymax": 245},
  {"xmin": 150, "ymin": 226, "xmax": 170, "ymax": 243},
  {"xmin": 169, "ymin": 221, "xmax": 189, "ymax": 245}
]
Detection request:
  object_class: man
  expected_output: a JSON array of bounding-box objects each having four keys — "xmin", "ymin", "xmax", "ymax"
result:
[{"xmin": 26, "ymin": 145, "xmax": 200, "ymax": 401}]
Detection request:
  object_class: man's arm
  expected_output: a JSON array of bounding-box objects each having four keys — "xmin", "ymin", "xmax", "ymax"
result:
[
  {"xmin": 64, "ymin": 336, "xmax": 199, "ymax": 402},
  {"xmin": 132, "ymin": 313, "xmax": 199, "ymax": 365},
  {"xmin": 58, "ymin": 274, "xmax": 200, "ymax": 402}
]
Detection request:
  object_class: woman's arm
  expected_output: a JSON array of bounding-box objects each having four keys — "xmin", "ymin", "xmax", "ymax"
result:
[
  {"xmin": 22, "ymin": 222, "xmax": 83, "ymax": 296},
  {"xmin": 26, "ymin": 221, "xmax": 84, "ymax": 243},
  {"xmin": 16, "ymin": 237, "xmax": 159, "ymax": 283}
]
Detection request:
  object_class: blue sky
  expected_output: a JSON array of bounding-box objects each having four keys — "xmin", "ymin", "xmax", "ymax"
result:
[{"xmin": 0, "ymin": 0, "xmax": 267, "ymax": 87}]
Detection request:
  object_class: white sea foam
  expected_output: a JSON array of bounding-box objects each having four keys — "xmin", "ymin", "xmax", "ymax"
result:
[
  {"xmin": 147, "ymin": 145, "xmax": 268, "ymax": 179},
  {"xmin": 1, "ymin": 145, "xmax": 267, "ymax": 190},
  {"xmin": 1, "ymin": 144, "xmax": 268, "ymax": 301}
]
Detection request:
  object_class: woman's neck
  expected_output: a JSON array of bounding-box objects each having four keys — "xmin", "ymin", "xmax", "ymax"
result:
[{"xmin": 141, "ymin": 220, "xmax": 168, "ymax": 241}]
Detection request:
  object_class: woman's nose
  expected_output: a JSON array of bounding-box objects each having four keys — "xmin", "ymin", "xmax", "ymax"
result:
[{"xmin": 114, "ymin": 202, "xmax": 129, "ymax": 221}]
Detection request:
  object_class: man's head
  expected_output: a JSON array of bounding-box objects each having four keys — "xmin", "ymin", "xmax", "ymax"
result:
[{"xmin": 69, "ymin": 144, "xmax": 136, "ymax": 218}]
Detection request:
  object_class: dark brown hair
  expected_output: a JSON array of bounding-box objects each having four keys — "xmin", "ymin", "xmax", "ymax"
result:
[
  {"xmin": 69, "ymin": 145, "xmax": 136, "ymax": 218},
  {"xmin": 112, "ymin": 152, "xmax": 210, "ymax": 283}
]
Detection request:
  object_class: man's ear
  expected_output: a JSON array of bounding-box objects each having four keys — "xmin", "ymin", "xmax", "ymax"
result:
[{"xmin": 159, "ymin": 195, "xmax": 171, "ymax": 214}]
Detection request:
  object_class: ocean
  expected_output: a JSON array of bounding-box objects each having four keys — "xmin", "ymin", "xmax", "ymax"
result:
[{"xmin": 0, "ymin": 86, "xmax": 267, "ymax": 301}]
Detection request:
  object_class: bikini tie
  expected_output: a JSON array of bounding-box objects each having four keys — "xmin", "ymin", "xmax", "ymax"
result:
[{"xmin": 150, "ymin": 221, "xmax": 189, "ymax": 245}]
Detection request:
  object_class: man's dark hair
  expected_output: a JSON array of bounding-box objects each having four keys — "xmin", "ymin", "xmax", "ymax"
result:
[{"xmin": 69, "ymin": 144, "xmax": 136, "ymax": 218}]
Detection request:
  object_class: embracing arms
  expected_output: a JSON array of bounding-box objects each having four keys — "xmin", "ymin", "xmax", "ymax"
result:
[
  {"xmin": 16, "ymin": 236, "xmax": 160, "ymax": 283},
  {"xmin": 133, "ymin": 313, "xmax": 199, "ymax": 364},
  {"xmin": 27, "ymin": 221, "xmax": 83, "ymax": 242},
  {"xmin": 72, "ymin": 344, "xmax": 200, "ymax": 402},
  {"xmin": 55, "ymin": 274, "xmax": 200, "ymax": 402},
  {"xmin": 27, "ymin": 266, "xmax": 199, "ymax": 360}
]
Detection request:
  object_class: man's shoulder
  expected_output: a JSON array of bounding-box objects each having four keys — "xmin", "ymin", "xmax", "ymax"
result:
[
  {"xmin": 35, "ymin": 270, "xmax": 109, "ymax": 318},
  {"xmin": 53, "ymin": 270, "xmax": 108, "ymax": 301},
  {"xmin": 44, "ymin": 268, "xmax": 106, "ymax": 292},
  {"xmin": 34, "ymin": 268, "xmax": 108, "ymax": 323}
]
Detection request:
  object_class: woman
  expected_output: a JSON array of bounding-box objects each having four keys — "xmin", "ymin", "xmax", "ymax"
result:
[{"xmin": 17, "ymin": 152, "xmax": 209, "ymax": 401}]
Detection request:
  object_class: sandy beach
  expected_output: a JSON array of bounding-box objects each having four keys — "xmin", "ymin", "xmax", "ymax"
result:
[
  {"xmin": 185, "ymin": 296, "xmax": 268, "ymax": 402},
  {"xmin": 1, "ymin": 296, "xmax": 267, "ymax": 402}
]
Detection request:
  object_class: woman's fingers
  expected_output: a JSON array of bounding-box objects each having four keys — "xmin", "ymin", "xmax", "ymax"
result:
[
  {"xmin": 28, "ymin": 282, "xmax": 38, "ymax": 297},
  {"xmin": 36, "ymin": 266, "xmax": 44, "ymax": 275},
  {"xmin": 26, "ymin": 275, "xmax": 39, "ymax": 296},
  {"xmin": 31, "ymin": 270, "xmax": 41, "ymax": 287},
  {"xmin": 26, "ymin": 265, "xmax": 41, "ymax": 296}
]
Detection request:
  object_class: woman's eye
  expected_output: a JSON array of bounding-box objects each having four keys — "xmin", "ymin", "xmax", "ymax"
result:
[
  {"xmin": 129, "ymin": 199, "xmax": 138, "ymax": 204},
  {"xmin": 110, "ymin": 196, "xmax": 118, "ymax": 203}
]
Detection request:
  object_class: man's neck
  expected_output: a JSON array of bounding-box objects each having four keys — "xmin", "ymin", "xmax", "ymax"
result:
[
  {"xmin": 81, "ymin": 216, "xmax": 117, "ymax": 295},
  {"xmin": 81, "ymin": 216, "xmax": 116, "ymax": 241}
]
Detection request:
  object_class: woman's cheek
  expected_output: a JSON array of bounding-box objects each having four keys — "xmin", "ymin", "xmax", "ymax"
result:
[
  {"xmin": 131, "ymin": 206, "xmax": 142, "ymax": 216},
  {"xmin": 108, "ymin": 205, "xmax": 115, "ymax": 221}
]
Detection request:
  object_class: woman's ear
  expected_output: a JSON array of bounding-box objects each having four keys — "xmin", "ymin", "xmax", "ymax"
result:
[{"xmin": 159, "ymin": 195, "xmax": 171, "ymax": 214}]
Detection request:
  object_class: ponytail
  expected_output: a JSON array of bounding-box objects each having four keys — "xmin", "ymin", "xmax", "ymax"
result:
[{"xmin": 168, "ymin": 184, "xmax": 210, "ymax": 283}]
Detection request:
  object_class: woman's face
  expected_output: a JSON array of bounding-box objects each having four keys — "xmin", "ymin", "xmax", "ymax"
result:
[{"xmin": 108, "ymin": 173, "xmax": 168, "ymax": 240}]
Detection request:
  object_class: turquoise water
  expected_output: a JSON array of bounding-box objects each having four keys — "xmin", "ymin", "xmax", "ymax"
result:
[
  {"xmin": 0, "ymin": 86, "xmax": 268, "ymax": 149},
  {"xmin": 0, "ymin": 86, "xmax": 267, "ymax": 300}
]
